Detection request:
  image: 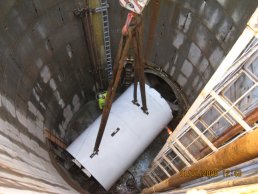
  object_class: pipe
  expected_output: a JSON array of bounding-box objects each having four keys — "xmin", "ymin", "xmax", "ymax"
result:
[
  {"xmin": 181, "ymin": 158, "xmax": 258, "ymax": 189},
  {"xmin": 74, "ymin": 0, "xmax": 104, "ymax": 91},
  {"xmin": 85, "ymin": 1, "xmax": 104, "ymax": 89},
  {"xmin": 78, "ymin": 12, "xmax": 98, "ymax": 91},
  {"xmin": 206, "ymin": 183, "xmax": 258, "ymax": 193},
  {"xmin": 141, "ymin": 127, "xmax": 258, "ymax": 194},
  {"xmin": 67, "ymin": 84, "xmax": 172, "ymax": 190},
  {"xmin": 199, "ymin": 108, "xmax": 258, "ymax": 158},
  {"xmin": 170, "ymin": 183, "xmax": 258, "ymax": 194},
  {"xmin": 168, "ymin": 176, "xmax": 258, "ymax": 194}
]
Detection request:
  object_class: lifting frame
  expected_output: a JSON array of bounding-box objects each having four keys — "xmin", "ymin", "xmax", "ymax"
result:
[{"xmin": 92, "ymin": 14, "xmax": 149, "ymax": 156}]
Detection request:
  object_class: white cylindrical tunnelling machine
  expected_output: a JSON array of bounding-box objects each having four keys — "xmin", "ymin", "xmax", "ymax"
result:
[{"xmin": 67, "ymin": 84, "xmax": 173, "ymax": 190}]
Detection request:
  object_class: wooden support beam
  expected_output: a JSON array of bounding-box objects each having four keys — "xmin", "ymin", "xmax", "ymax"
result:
[
  {"xmin": 142, "ymin": 127, "xmax": 258, "ymax": 194},
  {"xmin": 200, "ymin": 107, "xmax": 258, "ymax": 158},
  {"xmin": 44, "ymin": 128, "xmax": 67, "ymax": 149}
]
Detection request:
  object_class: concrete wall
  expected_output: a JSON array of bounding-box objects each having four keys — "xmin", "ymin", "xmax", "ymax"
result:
[
  {"xmin": 0, "ymin": 0, "xmax": 256, "ymax": 193},
  {"xmin": 0, "ymin": 0, "xmax": 89, "ymax": 193},
  {"xmin": 109, "ymin": 0, "xmax": 257, "ymax": 102}
]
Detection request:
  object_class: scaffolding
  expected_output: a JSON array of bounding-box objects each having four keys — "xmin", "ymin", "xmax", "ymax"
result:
[{"xmin": 143, "ymin": 9, "xmax": 258, "ymax": 187}]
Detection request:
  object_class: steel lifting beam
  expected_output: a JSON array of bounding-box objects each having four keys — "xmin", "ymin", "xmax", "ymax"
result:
[
  {"xmin": 92, "ymin": 14, "xmax": 148, "ymax": 155},
  {"xmin": 132, "ymin": 17, "xmax": 148, "ymax": 113}
]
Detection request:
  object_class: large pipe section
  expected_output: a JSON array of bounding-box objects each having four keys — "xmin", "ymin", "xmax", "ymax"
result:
[
  {"xmin": 67, "ymin": 84, "xmax": 172, "ymax": 190},
  {"xmin": 142, "ymin": 127, "xmax": 258, "ymax": 194}
]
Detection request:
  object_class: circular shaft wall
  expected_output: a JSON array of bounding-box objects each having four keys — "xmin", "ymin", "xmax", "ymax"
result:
[{"xmin": 0, "ymin": 0, "xmax": 256, "ymax": 193}]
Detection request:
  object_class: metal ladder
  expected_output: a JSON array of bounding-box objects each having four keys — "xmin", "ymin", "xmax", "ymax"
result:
[{"xmin": 100, "ymin": 0, "xmax": 113, "ymax": 80}]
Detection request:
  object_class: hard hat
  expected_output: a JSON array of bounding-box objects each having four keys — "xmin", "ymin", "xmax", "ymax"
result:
[{"xmin": 119, "ymin": 0, "xmax": 151, "ymax": 14}]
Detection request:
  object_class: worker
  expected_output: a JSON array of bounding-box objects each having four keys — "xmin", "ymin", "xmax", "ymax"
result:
[{"xmin": 97, "ymin": 91, "xmax": 107, "ymax": 110}]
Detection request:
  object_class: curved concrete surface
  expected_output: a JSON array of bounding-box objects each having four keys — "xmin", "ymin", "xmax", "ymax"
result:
[{"xmin": 0, "ymin": 0, "xmax": 256, "ymax": 193}]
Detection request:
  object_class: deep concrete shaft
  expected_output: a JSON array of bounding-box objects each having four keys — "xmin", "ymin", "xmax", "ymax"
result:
[{"xmin": 0, "ymin": 0, "xmax": 257, "ymax": 193}]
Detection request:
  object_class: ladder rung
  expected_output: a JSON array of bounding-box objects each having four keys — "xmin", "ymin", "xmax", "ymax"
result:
[{"xmin": 101, "ymin": 2, "xmax": 112, "ymax": 75}]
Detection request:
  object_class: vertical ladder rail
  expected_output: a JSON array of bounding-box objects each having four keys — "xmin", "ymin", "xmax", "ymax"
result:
[{"xmin": 100, "ymin": 0, "xmax": 113, "ymax": 80}]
